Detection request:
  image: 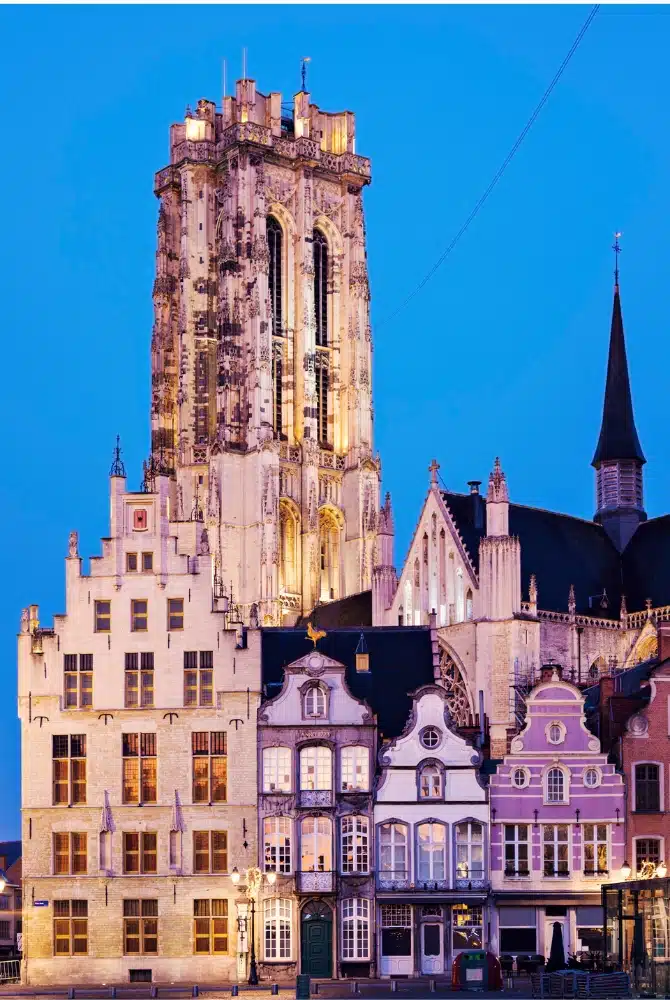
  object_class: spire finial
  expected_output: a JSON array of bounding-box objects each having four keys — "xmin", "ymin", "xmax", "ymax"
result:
[
  {"xmin": 110, "ymin": 435, "xmax": 126, "ymax": 477},
  {"xmin": 429, "ymin": 459, "xmax": 440, "ymax": 486},
  {"xmin": 301, "ymin": 56, "xmax": 311, "ymax": 92},
  {"xmin": 613, "ymin": 231, "xmax": 622, "ymax": 289}
]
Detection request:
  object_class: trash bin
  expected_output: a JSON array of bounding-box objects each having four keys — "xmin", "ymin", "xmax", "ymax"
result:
[
  {"xmin": 296, "ymin": 974, "xmax": 311, "ymax": 999},
  {"xmin": 451, "ymin": 950, "xmax": 502, "ymax": 991}
]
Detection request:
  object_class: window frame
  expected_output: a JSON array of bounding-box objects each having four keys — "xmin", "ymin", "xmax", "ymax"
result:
[
  {"xmin": 416, "ymin": 821, "xmax": 448, "ymax": 883},
  {"xmin": 634, "ymin": 762, "xmax": 663, "ymax": 813},
  {"xmin": 123, "ymin": 898, "xmax": 158, "ymax": 955},
  {"xmin": 124, "ymin": 652, "xmax": 155, "ymax": 709},
  {"xmin": 263, "ymin": 816, "xmax": 292, "ymax": 875},
  {"xmin": 341, "ymin": 897, "xmax": 370, "ymax": 961},
  {"xmin": 94, "ymin": 600, "xmax": 111, "ymax": 633},
  {"xmin": 634, "ymin": 836, "xmax": 664, "ymax": 873},
  {"xmin": 544, "ymin": 765, "xmax": 569, "ymax": 805},
  {"xmin": 63, "ymin": 654, "xmax": 93, "ymax": 710},
  {"xmin": 378, "ymin": 821, "xmax": 409, "ymax": 879},
  {"xmin": 545, "ymin": 720, "xmax": 566, "ymax": 746},
  {"xmin": 340, "ymin": 815, "xmax": 369, "ymax": 875},
  {"xmin": 168, "ymin": 597, "xmax": 184, "ymax": 631},
  {"xmin": 192, "ymin": 731, "xmax": 228, "ymax": 804},
  {"xmin": 126, "ymin": 552, "xmax": 138, "ymax": 572},
  {"xmin": 53, "ymin": 832, "xmax": 87, "ymax": 876},
  {"xmin": 263, "ymin": 746, "xmax": 292, "ymax": 794},
  {"xmin": 264, "ymin": 897, "xmax": 292, "ymax": 961},
  {"xmin": 183, "ymin": 650, "xmax": 213, "ymax": 707},
  {"xmin": 123, "ymin": 832, "xmax": 157, "ymax": 875},
  {"xmin": 53, "ymin": 900, "xmax": 88, "ymax": 956},
  {"xmin": 454, "ymin": 820, "xmax": 485, "ymax": 881},
  {"xmin": 504, "ymin": 824, "xmax": 530, "ymax": 877},
  {"xmin": 340, "ymin": 745, "xmax": 369, "ymax": 792},
  {"xmin": 417, "ymin": 760, "xmax": 444, "ymax": 801},
  {"xmin": 131, "ymin": 599, "xmax": 148, "ymax": 633},
  {"xmin": 141, "ymin": 551, "xmax": 153, "ymax": 572},
  {"xmin": 300, "ymin": 815, "xmax": 333, "ymax": 873},
  {"xmin": 52, "ymin": 734, "xmax": 87, "ymax": 806},
  {"xmin": 582, "ymin": 823, "xmax": 609, "ymax": 875},
  {"xmin": 542, "ymin": 824, "xmax": 570, "ymax": 877},
  {"xmin": 511, "ymin": 767, "xmax": 530, "ymax": 790},
  {"xmin": 122, "ymin": 733, "xmax": 157, "ymax": 805},
  {"xmin": 193, "ymin": 898, "xmax": 228, "ymax": 955},
  {"xmin": 299, "ymin": 745, "xmax": 332, "ymax": 791},
  {"xmin": 303, "ymin": 683, "xmax": 328, "ymax": 720}
]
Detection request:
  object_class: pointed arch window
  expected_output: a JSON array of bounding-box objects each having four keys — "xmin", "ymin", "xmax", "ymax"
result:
[
  {"xmin": 267, "ymin": 216, "xmax": 283, "ymax": 337},
  {"xmin": 315, "ymin": 352, "xmax": 329, "ymax": 446},
  {"xmin": 313, "ymin": 229, "xmax": 328, "ymax": 347}
]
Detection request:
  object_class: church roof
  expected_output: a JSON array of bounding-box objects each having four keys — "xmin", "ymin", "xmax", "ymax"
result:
[
  {"xmin": 261, "ymin": 626, "xmax": 434, "ymax": 738},
  {"xmin": 443, "ymin": 489, "xmax": 670, "ymax": 616},
  {"xmin": 591, "ymin": 285, "xmax": 645, "ymax": 466},
  {"xmin": 296, "ymin": 591, "xmax": 372, "ymax": 628}
]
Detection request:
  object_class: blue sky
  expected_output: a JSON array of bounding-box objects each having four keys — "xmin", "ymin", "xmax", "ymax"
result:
[{"xmin": 1, "ymin": 4, "xmax": 669, "ymax": 838}]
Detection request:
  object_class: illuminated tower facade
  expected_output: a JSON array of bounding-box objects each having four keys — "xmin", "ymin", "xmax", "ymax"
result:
[{"xmin": 151, "ymin": 76, "xmax": 380, "ymax": 624}]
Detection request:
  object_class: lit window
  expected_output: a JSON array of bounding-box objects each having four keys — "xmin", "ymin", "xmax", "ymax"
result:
[
  {"xmin": 53, "ymin": 833, "xmax": 87, "ymax": 876},
  {"xmin": 184, "ymin": 651, "xmax": 213, "ymax": 706},
  {"xmin": 636, "ymin": 838, "xmax": 661, "ymax": 872},
  {"xmin": 94, "ymin": 600, "xmax": 111, "ymax": 633},
  {"xmin": 194, "ymin": 899, "xmax": 228, "ymax": 954},
  {"xmin": 341, "ymin": 746, "xmax": 369, "ymax": 791},
  {"xmin": 193, "ymin": 831, "xmax": 228, "ymax": 873},
  {"xmin": 452, "ymin": 903, "xmax": 483, "ymax": 953},
  {"xmin": 420, "ymin": 727, "xmax": 441, "ymax": 750},
  {"xmin": 124, "ymin": 653, "xmax": 154, "ymax": 708},
  {"xmin": 417, "ymin": 823, "xmax": 446, "ymax": 882},
  {"xmin": 340, "ymin": 816, "xmax": 369, "ymax": 874},
  {"xmin": 122, "ymin": 733, "xmax": 157, "ymax": 805},
  {"xmin": 52, "ymin": 734, "xmax": 86, "ymax": 806},
  {"xmin": 300, "ymin": 745, "xmax": 332, "ymax": 790},
  {"xmin": 300, "ymin": 816, "xmax": 332, "ymax": 872},
  {"xmin": 192, "ymin": 732, "xmax": 227, "ymax": 803},
  {"xmin": 263, "ymin": 747, "xmax": 291, "ymax": 793},
  {"xmin": 583, "ymin": 824, "xmax": 608, "ymax": 875},
  {"xmin": 53, "ymin": 900, "xmax": 88, "ymax": 956},
  {"xmin": 131, "ymin": 599, "xmax": 148, "ymax": 632},
  {"xmin": 168, "ymin": 598, "xmax": 184, "ymax": 631},
  {"xmin": 264, "ymin": 817, "xmax": 292, "ymax": 874},
  {"xmin": 419, "ymin": 763, "xmax": 442, "ymax": 799},
  {"xmin": 455, "ymin": 821, "xmax": 484, "ymax": 880},
  {"xmin": 123, "ymin": 832, "xmax": 157, "ymax": 875},
  {"xmin": 63, "ymin": 654, "xmax": 93, "ymax": 709},
  {"xmin": 123, "ymin": 899, "xmax": 157, "ymax": 954}
]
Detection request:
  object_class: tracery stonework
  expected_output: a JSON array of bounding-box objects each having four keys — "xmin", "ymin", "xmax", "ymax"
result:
[
  {"xmin": 439, "ymin": 649, "xmax": 471, "ymax": 727},
  {"xmin": 151, "ymin": 79, "xmax": 380, "ymax": 624}
]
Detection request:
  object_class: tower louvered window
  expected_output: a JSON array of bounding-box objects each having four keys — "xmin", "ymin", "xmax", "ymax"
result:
[
  {"xmin": 315, "ymin": 353, "xmax": 329, "ymax": 445},
  {"xmin": 267, "ymin": 217, "xmax": 282, "ymax": 337},
  {"xmin": 272, "ymin": 342, "xmax": 283, "ymax": 437},
  {"xmin": 313, "ymin": 229, "xmax": 328, "ymax": 346}
]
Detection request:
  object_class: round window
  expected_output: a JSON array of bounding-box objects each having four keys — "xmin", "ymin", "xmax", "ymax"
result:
[
  {"xmin": 583, "ymin": 768, "xmax": 600, "ymax": 788},
  {"xmin": 512, "ymin": 768, "xmax": 528, "ymax": 789},
  {"xmin": 420, "ymin": 726, "xmax": 441, "ymax": 750}
]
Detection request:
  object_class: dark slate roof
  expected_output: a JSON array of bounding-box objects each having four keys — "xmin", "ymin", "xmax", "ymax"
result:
[
  {"xmin": 443, "ymin": 491, "xmax": 623, "ymax": 618},
  {"xmin": 296, "ymin": 591, "xmax": 372, "ymax": 628},
  {"xmin": 622, "ymin": 516, "xmax": 670, "ymax": 609},
  {"xmin": 0, "ymin": 841, "xmax": 21, "ymax": 870},
  {"xmin": 261, "ymin": 626, "xmax": 434, "ymax": 738},
  {"xmin": 592, "ymin": 286, "xmax": 645, "ymax": 466}
]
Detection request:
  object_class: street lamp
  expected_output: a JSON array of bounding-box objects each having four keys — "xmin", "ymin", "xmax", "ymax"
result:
[
  {"xmin": 231, "ymin": 866, "xmax": 276, "ymax": 985},
  {"xmin": 621, "ymin": 860, "xmax": 632, "ymax": 879}
]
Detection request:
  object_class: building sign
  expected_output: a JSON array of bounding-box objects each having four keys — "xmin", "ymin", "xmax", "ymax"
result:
[{"xmin": 33, "ymin": 900, "xmax": 49, "ymax": 907}]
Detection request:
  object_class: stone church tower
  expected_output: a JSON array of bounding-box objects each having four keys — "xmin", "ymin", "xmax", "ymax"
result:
[{"xmin": 151, "ymin": 76, "xmax": 381, "ymax": 624}]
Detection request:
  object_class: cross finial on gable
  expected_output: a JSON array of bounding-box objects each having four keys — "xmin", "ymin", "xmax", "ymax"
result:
[{"xmin": 429, "ymin": 459, "xmax": 440, "ymax": 486}]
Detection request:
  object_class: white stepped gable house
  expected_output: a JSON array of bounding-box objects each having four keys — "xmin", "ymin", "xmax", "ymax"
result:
[
  {"xmin": 258, "ymin": 649, "xmax": 376, "ymax": 979},
  {"xmin": 374, "ymin": 686, "xmax": 489, "ymax": 977},
  {"xmin": 18, "ymin": 458, "xmax": 262, "ymax": 986}
]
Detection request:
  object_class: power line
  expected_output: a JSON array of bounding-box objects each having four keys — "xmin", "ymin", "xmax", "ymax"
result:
[{"xmin": 380, "ymin": 4, "xmax": 600, "ymax": 325}]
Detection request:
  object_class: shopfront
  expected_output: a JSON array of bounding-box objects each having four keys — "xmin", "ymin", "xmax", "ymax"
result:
[
  {"xmin": 377, "ymin": 900, "xmax": 487, "ymax": 977},
  {"xmin": 603, "ymin": 877, "xmax": 670, "ymax": 995}
]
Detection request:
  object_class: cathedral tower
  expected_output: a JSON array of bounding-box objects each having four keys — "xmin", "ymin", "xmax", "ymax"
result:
[
  {"xmin": 151, "ymin": 76, "xmax": 380, "ymax": 624},
  {"xmin": 592, "ymin": 258, "xmax": 646, "ymax": 552}
]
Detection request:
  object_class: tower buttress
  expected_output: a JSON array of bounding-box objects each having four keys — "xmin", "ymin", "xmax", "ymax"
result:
[
  {"xmin": 592, "ymin": 242, "xmax": 646, "ymax": 552},
  {"xmin": 479, "ymin": 458, "xmax": 520, "ymax": 620},
  {"xmin": 372, "ymin": 492, "xmax": 397, "ymax": 624}
]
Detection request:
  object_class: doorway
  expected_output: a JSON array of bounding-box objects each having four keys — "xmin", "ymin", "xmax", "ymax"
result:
[
  {"xmin": 545, "ymin": 919, "xmax": 567, "ymax": 962},
  {"xmin": 421, "ymin": 923, "xmax": 443, "ymax": 974},
  {"xmin": 301, "ymin": 901, "xmax": 333, "ymax": 978}
]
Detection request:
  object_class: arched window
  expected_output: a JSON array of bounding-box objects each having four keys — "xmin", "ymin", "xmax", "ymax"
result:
[
  {"xmin": 340, "ymin": 816, "xmax": 369, "ymax": 873},
  {"xmin": 267, "ymin": 216, "xmax": 283, "ymax": 336},
  {"xmin": 419, "ymin": 763, "xmax": 443, "ymax": 800},
  {"xmin": 465, "ymin": 589, "xmax": 473, "ymax": 621},
  {"xmin": 546, "ymin": 767, "xmax": 566, "ymax": 803},
  {"xmin": 379, "ymin": 822, "xmax": 408, "ymax": 879},
  {"xmin": 455, "ymin": 821, "xmax": 484, "ymax": 880},
  {"xmin": 264, "ymin": 898, "xmax": 292, "ymax": 960},
  {"xmin": 340, "ymin": 746, "xmax": 369, "ymax": 792},
  {"xmin": 417, "ymin": 823, "xmax": 446, "ymax": 882},
  {"xmin": 342, "ymin": 898, "xmax": 370, "ymax": 960},
  {"xmin": 300, "ymin": 815, "xmax": 332, "ymax": 872},
  {"xmin": 319, "ymin": 509, "xmax": 340, "ymax": 602},
  {"xmin": 315, "ymin": 352, "xmax": 329, "ymax": 445},
  {"xmin": 313, "ymin": 229, "xmax": 328, "ymax": 346},
  {"xmin": 300, "ymin": 746, "xmax": 332, "ymax": 790},
  {"xmin": 264, "ymin": 816, "xmax": 292, "ymax": 874},
  {"xmin": 304, "ymin": 685, "xmax": 327, "ymax": 720},
  {"xmin": 279, "ymin": 502, "xmax": 299, "ymax": 595}
]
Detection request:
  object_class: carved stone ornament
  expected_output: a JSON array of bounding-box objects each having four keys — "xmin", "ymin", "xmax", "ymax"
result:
[
  {"xmin": 510, "ymin": 737, "xmax": 524, "ymax": 753},
  {"xmin": 68, "ymin": 530, "xmax": 79, "ymax": 558}
]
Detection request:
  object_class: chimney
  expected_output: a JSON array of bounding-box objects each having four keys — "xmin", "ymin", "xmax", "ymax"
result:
[
  {"xmin": 468, "ymin": 481, "xmax": 481, "ymax": 495},
  {"xmin": 468, "ymin": 481, "xmax": 484, "ymax": 531},
  {"xmin": 540, "ymin": 663, "xmax": 562, "ymax": 683}
]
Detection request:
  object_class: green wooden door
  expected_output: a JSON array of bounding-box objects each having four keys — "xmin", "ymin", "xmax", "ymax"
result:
[{"xmin": 301, "ymin": 912, "xmax": 333, "ymax": 978}]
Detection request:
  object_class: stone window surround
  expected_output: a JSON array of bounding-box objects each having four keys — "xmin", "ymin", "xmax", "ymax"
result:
[
  {"xmin": 453, "ymin": 817, "xmax": 488, "ymax": 883},
  {"xmin": 542, "ymin": 762, "xmax": 571, "ymax": 805},
  {"xmin": 339, "ymin": 743, "xmax": 371, "ymax": 793},
  {"xmin": 415, "ymin": 818, "xmax": 449, "ymax": 883},
  {"xmin": 545, "ymin": 720, "xmax": 567, "ymax": 746},
  {"xmin": 582, "ymin": 765, "xmax": 602, "ymax": 789},
  {"xmin": 298, "ymin": 679, "xmax": 331, "ymax": 722},
  {"xmin": 298, "ymin": 741, "xmax": 334, "ymax": 792},
  {"xmin": 262, "ymin": 745, "xmax": 293, "ymax": 794},
  {"xmin": 510, "ymin": 766, "xmax": 531, "ymax": 790},
  {"xmin": 376, "ymin": 818, "xmax": 411, "ymax": 880},
  {"xmin": 415, "ymin": 758, "xmax": 446, "ymax": 802},
  {"xmin": 299, "ymin": 812, "xmax": 333, "ymax": 873},
  {"xmin": 339, "ymin": 814, "xmax": 370, "ymax": 875}
]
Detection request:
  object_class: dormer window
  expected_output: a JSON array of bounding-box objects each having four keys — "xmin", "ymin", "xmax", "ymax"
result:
[
  {"xmin": 304, "ymin": 684, "xmax": 327, "ymax": 720},
  {"xmin": 419, "ymin": 762, "xmax": 443, "ymax": 800},
  {"xmin": 546, "ymin": 721, "xmax": 566, "ymax": 746}
]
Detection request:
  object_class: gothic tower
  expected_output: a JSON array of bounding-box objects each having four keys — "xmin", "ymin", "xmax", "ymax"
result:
[
  {"xmin": 151, "ymin": 76, "xmax": 380, "ymax": 624},
  {"xmin": 592, "ymin": 269, "xmax": 646, "ymax": 552}
]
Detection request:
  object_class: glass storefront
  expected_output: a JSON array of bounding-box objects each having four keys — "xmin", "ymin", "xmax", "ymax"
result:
[{"xmin": 603, "ymin": 878, "xmax": 670, "ymax": 995}]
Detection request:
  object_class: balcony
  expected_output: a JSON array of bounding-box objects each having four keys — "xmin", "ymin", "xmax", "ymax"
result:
[
  {"xmin": 299, "ymin": 790, "xmax": 333, "ymax": 808},
  {"xmin": 454, "ymin": 876, "xmax": 490, "ymax": 891},
  {"xmin": 377, "ymin": 871, "xmax": 411, "ymax": 892},
  {"xmin": 297, "ymin": 871, "xmax": 334, "ymax": 893}
]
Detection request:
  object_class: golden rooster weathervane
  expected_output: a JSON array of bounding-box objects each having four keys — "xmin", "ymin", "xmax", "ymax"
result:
[{"xmin": 306, "ymin": 621, "xmax": 327, "ymax": 649}]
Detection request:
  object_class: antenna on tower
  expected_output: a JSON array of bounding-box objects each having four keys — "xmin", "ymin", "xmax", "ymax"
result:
[
  {"xmin": 613, "ymin": 231, "xmax": 622, "ymax": 288},
  {"xmin": 301, "ymin": 56, "xmax": 311, "ymax": 92},
  {"xmin": 242, "ymin": 47, "xmax": 247, "ymax": 80},
  {"xmin": 110, "ymin": 435, "xmax": 126, "ymax": 477},
  {"xmin": 222, "ymin": 58, "xmax": 227, "ymax": 103}
]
